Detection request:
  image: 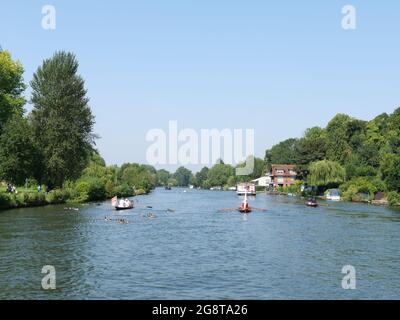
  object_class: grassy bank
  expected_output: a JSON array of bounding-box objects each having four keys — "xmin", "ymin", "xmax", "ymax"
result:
[{"xmin": 0, "ymin": 186, "xmax": 148, "ymax": 211}]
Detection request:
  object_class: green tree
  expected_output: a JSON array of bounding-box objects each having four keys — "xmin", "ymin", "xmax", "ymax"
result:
[
  {"xmin": 383, "ymin": 156, "xmax": 400, "ymax": 191},
  {"xmin": 265, "ymin": 138, "xmax": 298, "ymax": 170},
  {"xmin": 309, "ymin": 160, "xmax": 346, "ymax": 188},
  {"xmin": 195, "ymin": 167, "xmax": 209, "ymax": 188},
  {"xmin": 325, "ymin": 114, "xmax": 352, "ymax": 163},
  {"xmin": 173, "ymin": 166, "xmax": 193, "ymax": 186},
  {"xmin": 30, "ymin": 51, "xmax": 95, "ymax": 186},
  {"xmin": 207, "ymin": 163, "xmax": 234, "ymax": 187},
  {"xmin": 0, "ymin": 50, "xmax": 26, "ymax": 134},
  {"xmin": 156, "ymin": 169, "xmax": 170, "ymax": 186},
  {"xmin": 294, "ymin": 127, "xmax": 327, "ymax": 178},
  {"xmin": 0, "ymin": 116, "xmax": 40, "ymax": 185}
]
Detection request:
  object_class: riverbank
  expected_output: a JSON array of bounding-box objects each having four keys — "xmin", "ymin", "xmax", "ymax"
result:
[
  {"xmin": 0, "ymin": 188, "xmax": 149, "ymax": 211},
  {"xmin": 264, "ymin": 190, "xmax": 400, "ymax": 208}
]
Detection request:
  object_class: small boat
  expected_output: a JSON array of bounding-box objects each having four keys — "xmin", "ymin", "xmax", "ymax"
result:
[
  {"xmin": 111, "ymin": 196, "xmax": 134, "ymax": 211},
  {"xmin": 115, "ymin": 204, "xmax": 134, "ymax": 211},
  {"xmin": 306, "ymin": 199, "xmax": 318, "ymax": 207},
  {"xmin": 238, "ymin": 192, "xmax": 252, "ymax": 213},
  {"xmin": 165, "ymin": 186, "xmax": 172, "ymax": 190}
]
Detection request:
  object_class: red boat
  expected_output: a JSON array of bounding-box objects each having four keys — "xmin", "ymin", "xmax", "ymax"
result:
[{"xmin": 238, "ymin": 193, "xmax": 252, "ymax": 213}]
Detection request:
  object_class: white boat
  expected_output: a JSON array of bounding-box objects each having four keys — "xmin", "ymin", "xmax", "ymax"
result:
[
  {"xmin": 236, "ymin": 183, "xmax": 256, "ymax": 196},
  {"xmin": 326, "ymin": 189, "xmax": 341, "ymax": 201}
]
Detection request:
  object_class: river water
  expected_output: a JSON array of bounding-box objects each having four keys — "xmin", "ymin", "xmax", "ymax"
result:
[{"xmin": 1, "ymin": 188, "xmax": 400, "ymax": 299}]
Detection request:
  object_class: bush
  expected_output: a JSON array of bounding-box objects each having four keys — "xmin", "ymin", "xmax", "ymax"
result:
[
  {"xmin": 339, "ymin": 177, "xmax": 383, "ymax": 202},
  {"xmin": 388, "ymin": 191, "xmax": 400, "ymax": 206},
  {"xmin": 114, "ymin": 184, "xmax": 134, "ymax": 197},
  {"xmin": 0, "ymin": 193, "xmax": 10, "ymax": 209},
  {"xmin": 75, "ymin": 178, "xmax": 107, "ymax": 201},
  {"xmin": 87, "ymin": 178, "xmax": 107, "ymax": 200},
  {"xmin": 75, "ymin": 181, "xmax": 90, "ymax": 202},
  {"xmin": 46, "ymin": 189, "xmax": 70, "ymax": 204}
]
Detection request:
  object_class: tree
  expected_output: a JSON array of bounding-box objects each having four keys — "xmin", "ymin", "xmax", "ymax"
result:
[
  {"xmin": 383, "ymin": 156, "xmax": 400, "ymax": 191},
  {"xmin": 207, "ymin": 163, "xmax": 234, "ymax": 187},
  {"xmin": 235, "ymin": 155, "xmax": 265, "ymax": 180},
  {"xmin": 325, "ymin": 114, "xmax": 352, "ymax": 163},
  {"xmin": 195, "ymin": 167, "xmax": 209, "ymax": 188},
  {"xmin": 294, "ymin": 127, "xmax": 327, "ymax": 178},
  {"xmin": 308, "ymin": 160, "xmax": 346, "ymax": 188},
  {"xmin": 120, "ymin": 163, "xmax": 156, "ymax": 192},
  {"xmin": 173, "ymin": 166, "xmax": 193, "ymax": 186},
  {"xmin": 0, "ymin": 50, "xmax": 26, "ymax": 134},
  {"xmin": 265, "ymin": 138, "xmax": 298, "ymax": 170},
  {"xmin": 30, "ymin": 51, "xmax": 95, "ymax": 186},
  {"xmin": 0, "ymin": 116, "xmax": 40, "ymax": 184},
  {"xmin": 156, "ymin": 169, "xmax": 170, "ymax": 186}
]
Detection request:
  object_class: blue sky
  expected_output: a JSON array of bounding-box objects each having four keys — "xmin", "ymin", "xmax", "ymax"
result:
[{"xmin": 1, "ymin": 1, "xmax": 399, "ymax": 171}]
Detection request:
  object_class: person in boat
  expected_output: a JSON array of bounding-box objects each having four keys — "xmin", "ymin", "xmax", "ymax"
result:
[
  {"xmin": 124, "ymin": 198, "xmax": 131, "ymax": 207},
  {"xmin": 118, "ymin": 199, "xmax": 125, "ymax": 208}
]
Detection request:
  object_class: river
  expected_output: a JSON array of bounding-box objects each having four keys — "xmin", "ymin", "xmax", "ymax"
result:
[{"xmin": 1, "ymin": 188, "xmax": 400, "ymax": 299}]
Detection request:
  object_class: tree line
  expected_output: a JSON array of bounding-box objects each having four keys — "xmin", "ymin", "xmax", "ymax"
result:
[
  {"xmin": 264, "ymin": 110, "xmax": 400, "ymax": 205},
  {"xmin": 1, "ymin": 48, "xmax": 400, "ymax": 208}
]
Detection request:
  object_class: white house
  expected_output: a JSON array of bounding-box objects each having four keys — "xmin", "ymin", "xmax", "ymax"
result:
[{"xmin": 251, "ymin": 175, "xmax": 272, "ymax": 187}]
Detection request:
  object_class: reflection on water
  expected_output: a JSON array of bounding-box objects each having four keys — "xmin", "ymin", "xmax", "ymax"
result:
[{"xmin": 1, "ymin": 188, "xmax": 400, "ymax": 299}]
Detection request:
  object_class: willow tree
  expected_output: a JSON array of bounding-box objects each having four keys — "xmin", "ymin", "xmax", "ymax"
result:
[
  {"xmin": 0, "ymin": 50, "xmax": 26, "ymax": 134},
  {"xmin": 30, "ymin": 51, "xmax": 95, "ymax": 187},
  {"xmin": 308, "ymin": 160, "xmax": 346, "ymax": 187}
]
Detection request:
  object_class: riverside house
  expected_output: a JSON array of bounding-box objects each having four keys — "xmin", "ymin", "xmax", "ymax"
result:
[{"xmin": 270, "ymin": 164, "xmax": 297, "ymax": 188}]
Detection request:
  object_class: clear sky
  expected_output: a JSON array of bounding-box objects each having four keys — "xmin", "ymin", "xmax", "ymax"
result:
[{"xmin": 1, "ymin": 1, "xmax": 399, "ymax": 172}]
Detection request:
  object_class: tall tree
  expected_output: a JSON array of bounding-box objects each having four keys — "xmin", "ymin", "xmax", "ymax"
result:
[
  {"xmin": 0, "ymin": 116, "xmax": 40, "ymax": 184},
  {"xmin": 308, "ymin": 160, "xmax": 346, "ymax": 188},
  {"xmin": 30, "ymin": 51, "xmax": 95, "ymax": 186},
  {"xmin": 173, "ymin": 166, "xmax": 193, "ymax": 186},
  {"xmin": 0, "ymin": 50, "xmax": 26, "ymax": 134},
  {"xmin": 264, "ymin": 138, "xmax": 298, "ymax": 170}
]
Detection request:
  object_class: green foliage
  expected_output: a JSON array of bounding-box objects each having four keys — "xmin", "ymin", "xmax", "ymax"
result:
[
  {"xmin": 0, "ymin": 50, "xmax": 26, "ymax": 134},
  {"xmin": 387, "ymin": 191, "xmax": 400, "ymax": 207},
  {"xmin": 30, "ymin": 51, "xmax": 95, "ymax": 187},
  {"xmin": 120, "ymin": 163, "xmax": 156, "ymax": 192},
  {"xmin": 265, "ymin": 138, "xmax": 298, "ymax": 170},
  {"xmin": 46, "ymin": 189, "xmax": 71, "ymax": 204},
  {"xmin": 340, "ymin": 177, "xmax": 384, "ymax": 202},
  {"xmin": 195, "ymin": 167, "xmax": 209, "ymax": 188},
  {"xmin": 309, "ymin": 160, "xmax": 346, "ymax": 187},
  {"xmin": 282, "ymin": 180, "xmax": 304, "ymax": 195},
  {"xmin": 156, "ymin": 169, "xmax": 170, "ymax": 186},
  {"xmin": 206, "ymin": 162, "xmax": 234, "ymax": 187},
  {"xmin": 173, "ymin": 166, "xmax": 193, "ymax": 186},
  {"xmin": 0, "ymin": 116, "xmax": 41, "ymax": 184},
  {"xmin": 113, "ymin": 184, "xmax": 134, "ymax": 197},
  {"xmin": 294, "ymin": 127, "xmax": 327, "ymax": 178},
  {"xmin": 382, "ymin": 156, "xmax": 400, "ymax": 191}
]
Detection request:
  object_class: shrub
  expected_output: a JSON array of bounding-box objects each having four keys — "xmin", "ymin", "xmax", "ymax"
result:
[
  {"xmin": 75, "ymin": 178, "xmax": 107, "ymax": 201},
  {"xmin": 388, "ymin": 191, "xmax": 400, "ymax": 207},
  {"xmin": 114, "ymin": 184, "xmax": 134, "ymax": 197},
  {"xmin": 339, "ymin": 177, "xmax": 381, "ymax": 201},
  {"xmin": 0, "ymin": 193, "xmax": 10, "ymax": 209},
  {"xmin": 86, "ymin": 178, "xmax": 107, "ymax": 201},
  {"xmin": 46, "ymin": 189, "xmax": 70, "ymax": 204},
  {"xmin": 75, "ymin": 181, "xmax": 90, "ymax": 202}
]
